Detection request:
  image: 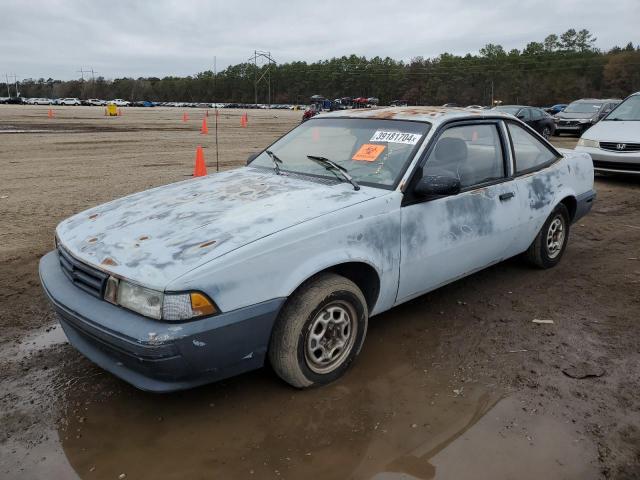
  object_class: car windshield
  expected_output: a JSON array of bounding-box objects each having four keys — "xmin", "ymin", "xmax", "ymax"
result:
[
  {"xmin": 563, "ymin": 102, "xmax": 603, "ymax": 114},
  {"xmin": 249, "ymin": 118, "xmax": 431, "ymax": 188},
  {"xmin": 604, "ymin": 95, "xmax": 640, "ymax": 121},
  {"xmin": 495, "ymin": 106, "xmax": 521, "ymax": 115}
]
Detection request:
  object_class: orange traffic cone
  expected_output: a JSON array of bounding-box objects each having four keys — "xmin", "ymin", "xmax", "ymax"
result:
[
  {"xmin": 47, "ymin": 108, "xmax": 54, "ymax": 118},
  {"xmin": 241, "ymin": 113, "xmax": 247, "ymax": 128},
  {"xmin": 182, "ymin": 112, "xmax": 189, "ymax": 122},
  {"xmin": 205, "ymin": 109, "xmax": 209, "ymax": 117},
  {"xmin": 117, "ymin": 108, "xmax": 122, "ymax": 116},
  {"xmin": 200, "ymin": 117, "xmax": 209, "ymax": 134},
  {"xmin": 193, "ymin": 146, "xmax": 207, "ymax": 177}
]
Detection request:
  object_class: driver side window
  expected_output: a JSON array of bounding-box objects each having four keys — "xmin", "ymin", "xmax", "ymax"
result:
[{"xmin": 424, "ymin": 124, "xmax": 505, "ymax": 189}]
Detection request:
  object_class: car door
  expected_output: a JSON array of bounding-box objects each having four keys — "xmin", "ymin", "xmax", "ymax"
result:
[
  {"xmin": 505, "ymin": 120, "xmax": 565, "ymax": 253},
  {"xmin": 397, "ymin": 121, "xmax": 521, "ymax": 303},
  {"xmin": 528, "ymin": 108, "xmax": 544, "ymax": 134},
  {"xmin": 517, "ymin": 108, "xmax": 531, "ymax": 127}
]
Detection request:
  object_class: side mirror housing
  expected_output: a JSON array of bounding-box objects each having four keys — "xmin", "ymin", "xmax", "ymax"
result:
[
  {"xmin": 414, "ymin": 174, "xmax": 461, "ymax": 198},
  {"xmin": 246, "ymin": 152, "xmax": 259, "ymax": 165}
]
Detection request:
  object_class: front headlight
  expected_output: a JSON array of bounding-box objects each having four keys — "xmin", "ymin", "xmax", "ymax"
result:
[
  {"xmin": 118, "ymin": 281, "xmax": 164, "ymax": 319},
  {"xmin": 577, "ymin": 138, "xmax": 599, "ymax": 148},
  {"xmin": 578, "ymin": 118, "xmax": 591, "ymax": 124},
  {"xmin": 105, "ymin": 277, "xmax": 217, "ymax": 321}
]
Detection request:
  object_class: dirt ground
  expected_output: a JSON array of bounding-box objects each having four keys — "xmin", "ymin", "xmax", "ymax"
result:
[{"xmin": 0, "ymin": 105, "xmax": 638, "ymax": 480}]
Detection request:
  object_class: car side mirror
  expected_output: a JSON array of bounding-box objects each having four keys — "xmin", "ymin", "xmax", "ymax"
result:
[
  {"xmin": 516, "ymin": 113, "xmax": 525, "ymax": 120},
  {"xmin": 414, "ymin": 174, "xmax": 461, "ymax": 198},
  {"xmin": 246, "ymin": 152, "xmax": 259, "ymax": 165}
]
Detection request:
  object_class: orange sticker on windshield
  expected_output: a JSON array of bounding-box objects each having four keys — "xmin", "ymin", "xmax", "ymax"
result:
[{"xmin": 352, "ymin": 144, "xmax": 385, "ymax": 162}]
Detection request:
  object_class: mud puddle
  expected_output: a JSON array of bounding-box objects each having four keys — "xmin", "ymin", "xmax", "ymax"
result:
[
  {"xmin": 2, "ymin": 300, "xmax": 600, "ymax": 479},
  {"xmin": 0, "ymin": 324, "xmax": 67, "ymax": 364}
]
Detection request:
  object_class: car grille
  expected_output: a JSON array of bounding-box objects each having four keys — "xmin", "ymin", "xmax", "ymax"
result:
[
  {"xmin": 57, "ymin": 245, "xmax": 108, "ymax": 298},
  {"xmin": 599, "ymin": 142, "xmax": 640, "ymax": 153},
  {"xmin": 558, "ymin": 120, "xmax": 580, "ymax": 126},
  {"xmin": 593, "ymin": 160, "xmax": 640, "ymax": 172}
]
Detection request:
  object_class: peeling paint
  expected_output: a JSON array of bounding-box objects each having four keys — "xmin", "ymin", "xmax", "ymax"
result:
[{"xmin": 55, "ymin": 168, "xmax": 379, "ymax": 290}]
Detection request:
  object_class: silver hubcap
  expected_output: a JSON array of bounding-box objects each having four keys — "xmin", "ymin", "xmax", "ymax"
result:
[
  {"xmin": 305, "ymin": 302, "xmax": 357, "ymax": 374},
  {"xmin": 543, "ymin": 128, "xmax": 551, "ymax": 139},
  {"xmin": 546, "ymin": 216, "xmax": 565, "ymax": 258}
]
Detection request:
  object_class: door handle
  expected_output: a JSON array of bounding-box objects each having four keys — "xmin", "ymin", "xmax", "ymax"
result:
[{"xmin": 499, "ymin": 192, "xmax": 515, "ymax": 201}]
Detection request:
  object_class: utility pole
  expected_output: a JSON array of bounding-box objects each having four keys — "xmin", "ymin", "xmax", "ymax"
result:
[
  {"xmin": 490, "ymin": 79, "xmax": 494, "ymax": 107},
  {"xmin": 248, "ymin": 50, "xmax": 275, "ymax": 108},
  {"xmin": 213, "ymin": 56, "xmax": 219, "ymax": 173},
  {"xmin": 6, "ymin": 74, "xmax": 18, "ymax": 97}
]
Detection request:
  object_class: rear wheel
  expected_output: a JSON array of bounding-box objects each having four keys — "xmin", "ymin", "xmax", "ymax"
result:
[
  {"xmin": 269, "ymin": 273, "xmax": 368, "ymax": 388},
  {"xmin": 525, "ymin": 203, "xmax": 570, "ymax": 269},
  {"xmin": 542, "ymin": 126, "xmax": 552, "ymax": 139}
]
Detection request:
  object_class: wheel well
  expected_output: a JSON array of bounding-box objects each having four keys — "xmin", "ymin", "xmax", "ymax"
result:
[
  {"xmin": 560, "ymin": 196, "xmax": 577, "ymax": 221},
  {"xmin": 295, "ymin": 262, "xmax": 381, "ymax": 313}
]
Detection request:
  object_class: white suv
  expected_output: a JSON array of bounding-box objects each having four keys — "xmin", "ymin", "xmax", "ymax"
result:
[{"xmin": 60, "ymin": 98, "xmax": 81, "ymax": 106}]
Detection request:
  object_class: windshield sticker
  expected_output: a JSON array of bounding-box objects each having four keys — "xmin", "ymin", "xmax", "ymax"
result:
[
  {"xmin": 370, "ymin": 130, "xmax": 422, "ymax": 145},
  {"xmin": 352, "ymin": 144, "xmax": 386, "ymax": 162}
]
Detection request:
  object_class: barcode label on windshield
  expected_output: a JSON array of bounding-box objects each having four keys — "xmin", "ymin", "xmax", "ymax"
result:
[{"xmin": 370, "ymin": 131, "xmax": 422, "ymax": 145}]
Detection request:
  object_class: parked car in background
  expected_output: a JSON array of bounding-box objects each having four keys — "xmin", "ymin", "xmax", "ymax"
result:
[
  {"xmin": 59, "ymin": 98, "xmax": 81, "ymax": 106},
  {"xmin": 494, "ymin": 105, "xmax": 556, "ymax": 139},
  {"xmin": 545, "ymin": 104, "xmax": 567, "ymax": 115},
  {"xmin": 83, "ymin": 98, "xmax": 107, "ymax": 106},
  {"xmin": 33, "ymin": 98, "xmax": 53, "ymax": 105},
  {"xmin": 554, "ymin": 99, "xmax": 620, "ymax": 136},
  {"xmin": 40, "ymin": 107, "xmax": 595, "ymax": 392},
  {"xmin": 4, "ymin": 97, "xmax": 24, "ymax": 104},
  {"xmin": 131, "ymin": 100, "xmax": 156, "ymax": 107},
  {"xmin": 109, "ymin": 99, "xmax": 130, "ymax": 107},
  {"xmin": 575, "ymin": 92, "xmax": 640, "ymax": 174}
]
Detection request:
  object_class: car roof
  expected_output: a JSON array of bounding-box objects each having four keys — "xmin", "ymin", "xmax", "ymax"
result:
[
  {"xmin": 317, "ymin": 106, "xmax": 515, "ymax": 125},
  {"xmin": 571, "ymin": 98, "xmax": 621, "ymax": 103}
]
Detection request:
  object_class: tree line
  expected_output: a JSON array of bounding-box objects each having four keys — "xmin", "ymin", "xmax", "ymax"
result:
[{"xmin": 4, "ymin": 29, "xmax": 640, "ymax": 106}]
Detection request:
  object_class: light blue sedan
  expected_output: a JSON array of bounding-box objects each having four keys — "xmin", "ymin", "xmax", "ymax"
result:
[{"xmin": 40, "ymin": 107, "xmax": 596, "ymax": 392}]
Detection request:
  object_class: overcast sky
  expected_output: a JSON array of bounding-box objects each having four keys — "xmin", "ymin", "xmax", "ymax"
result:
[{"xmin": 1, "ymin": 0, "xmax": 638, "ymax": 81}]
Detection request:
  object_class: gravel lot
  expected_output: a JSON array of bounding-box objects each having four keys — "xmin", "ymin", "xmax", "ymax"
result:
[{"xmin": 1, "ymin": 105, "xmax": 638, "ymax": 479}]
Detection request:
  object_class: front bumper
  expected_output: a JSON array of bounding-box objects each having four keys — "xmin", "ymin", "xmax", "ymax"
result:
[
  {"xmin": 574, "ymin": 189, "xmax": 596, "ymax": 223},
  {"xmin": 39, "ymin": 251, "xmax": 285, "ymax": 392},
  {"xmin": 575, "ymin": 146, "xmax": 640, "ymax": 174},
  {"xmin": 554, "ymin": 122, "xmax": 591, "ymax": 134}
]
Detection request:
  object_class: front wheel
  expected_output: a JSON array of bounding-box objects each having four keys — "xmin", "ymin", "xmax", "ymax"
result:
[
  {"xmin": 269, "ymin": 273, "xmax": 368, "ymax": 388},
  {"xmin": 525, "ymin": 203, "xmax": 570, "ymax": 269},
  {"xmin": 542, "ymin": 127, "xmax": 552, "ymax": 139}
]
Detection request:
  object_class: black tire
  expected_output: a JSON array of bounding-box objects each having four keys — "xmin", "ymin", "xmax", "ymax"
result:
[
  {"xmin": 542, "ymin": 126, "xmax": 552, "ymax": 140},
  {"xmin": 525, "ymin": 203, "xmax": 570, "ymax": 269},
  {"xmin": 268, "ymin": 273, "xmax": 368, "ymax": 388}
]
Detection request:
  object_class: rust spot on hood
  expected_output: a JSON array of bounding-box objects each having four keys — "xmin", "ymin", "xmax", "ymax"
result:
[
  {"xmin": 199, "ymin": 240, "xmax": 217, "ymax": 248},
  {"xmin": 86, "ymin": 236, "xmax": 98, "ymax": 243},
  {"xmin": 138, "ymin": 235, "xmax": 150, "ymax": 241},
  {"xmin": 89, "ymin": 213, "xmax": 99, "ymax": 220},
  {"xmin": 101, "ymin": 257, "xmax": 119, "ymax": 266}
]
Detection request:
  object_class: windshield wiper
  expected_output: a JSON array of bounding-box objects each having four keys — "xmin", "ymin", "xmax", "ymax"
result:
[
  {"xmin": 306, "ymin": 155, "xmax": 360, "ymax": 191},
  {"xmin": 266, "ymin": 150, "xmax": 283, "ymax": 175}
]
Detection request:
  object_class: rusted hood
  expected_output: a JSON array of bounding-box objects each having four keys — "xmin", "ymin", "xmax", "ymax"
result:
[{"xmin": 55, "ymin": 167, "xmax": 383, "ymax": 290}]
